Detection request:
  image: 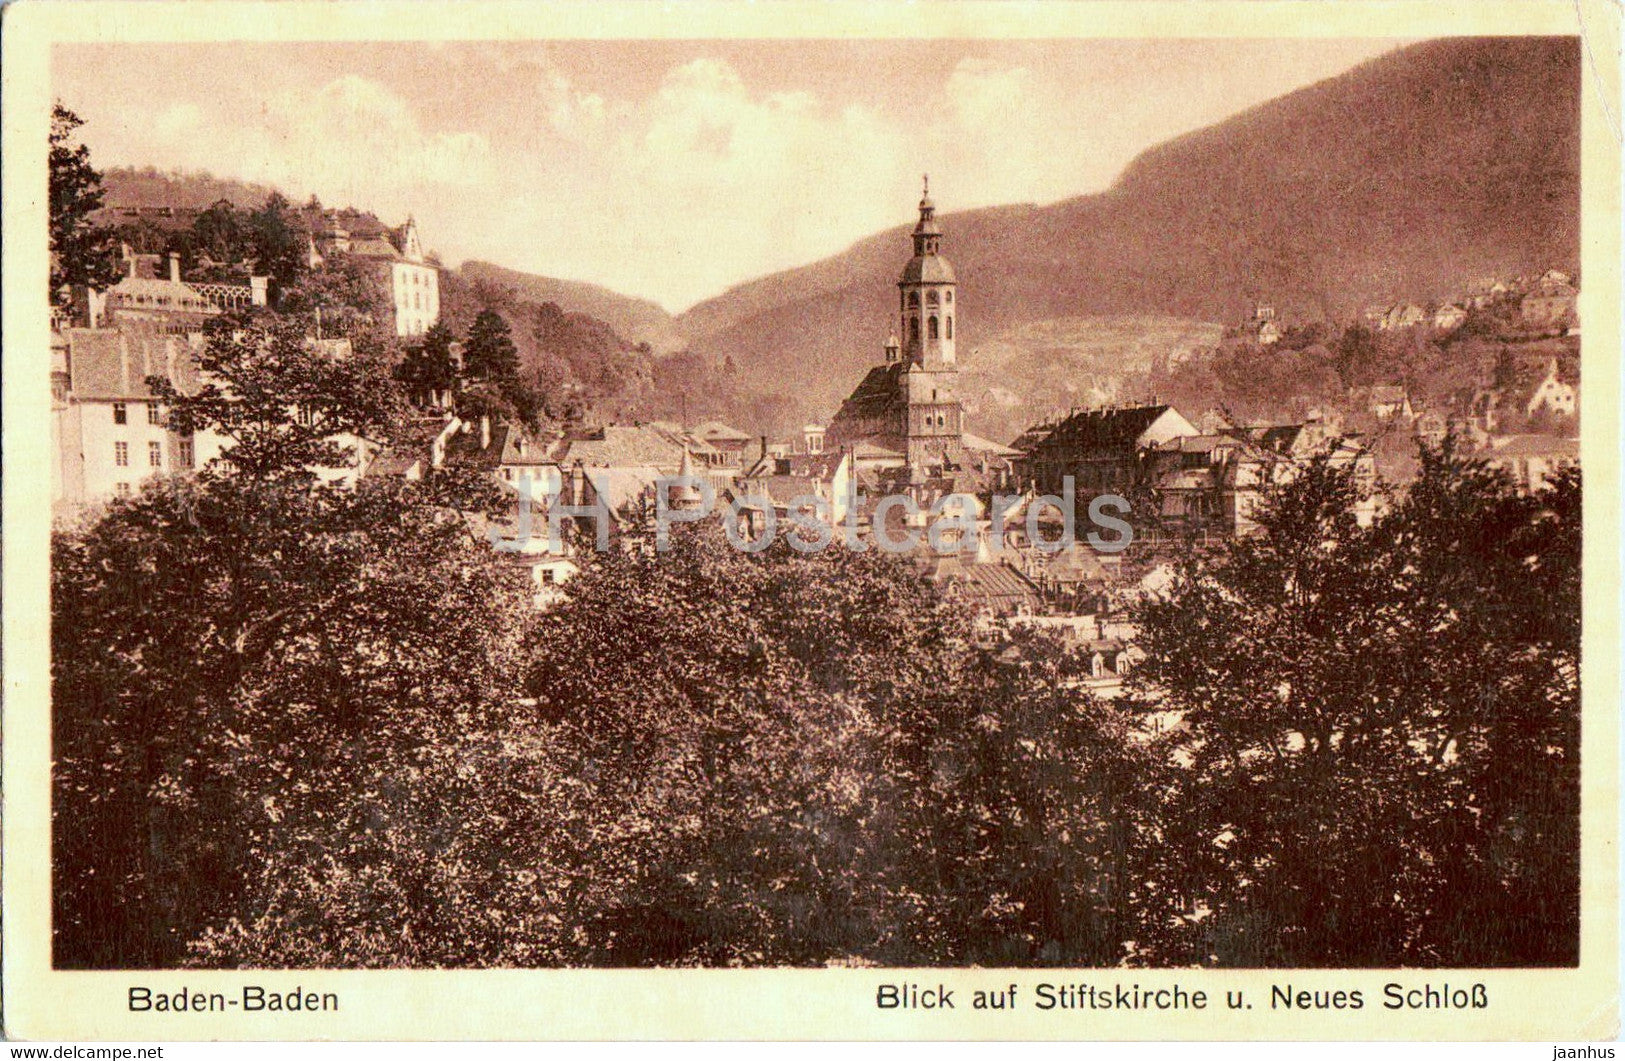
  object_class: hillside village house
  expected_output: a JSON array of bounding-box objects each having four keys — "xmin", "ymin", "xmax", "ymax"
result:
[
  {"xmin": 1521, "ymin": 270, "xmax": 1579, "ymax": 332},
  {"xmin": 1526, "ymin": 358, "xmax": 1578, "ymax": 419},
  {"xmin": 1241, "ymin": 304, "xmax": 1282, "ymax": 345},
  {"xmin": 1486, "ymin": 434, "xmax": 1579, "ymax": 492},
  {"xmin": 1352, "ymin": 384, "xmax": 1414, "ymax": 421}
]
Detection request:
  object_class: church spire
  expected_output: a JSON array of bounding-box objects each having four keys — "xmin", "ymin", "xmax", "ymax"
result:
[{"xmin": 913, "ymin": 174, "xmax": 941, "ymax": 257}]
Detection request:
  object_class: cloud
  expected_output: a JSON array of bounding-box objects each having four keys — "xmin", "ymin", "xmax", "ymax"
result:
[
  {"xmin": 943, "ymin": 59, "xmax": 1034, "ymax": 131},
  {"xmin": 139, "ymin": 75, "xmax": 492, "ymax": 215},
  {"xmin": 492, "ymin": 58, "xmax": 908, "ymax": 308}
]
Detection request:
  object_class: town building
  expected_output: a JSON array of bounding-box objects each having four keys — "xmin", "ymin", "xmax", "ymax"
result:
[
  {"xmin": 1143, "ymin": 433, "xmax": 1291, "ymax": 536},
  {"xmin": 1017, "ymin": 404, "xmax": 1197, "ymax": 501},
  {"xmin": 51, "ymin": 326, "xmax": 224, "ymax": 510}
]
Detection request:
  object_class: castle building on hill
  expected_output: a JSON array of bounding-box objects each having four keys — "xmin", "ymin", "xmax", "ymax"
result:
[
  {"xmin": 826, "ymin": 179, "xmax": 967, "ymax": 475},
  {"xmin": 308, "ymin": 210, "xmax": 439, "ymax": 338}
]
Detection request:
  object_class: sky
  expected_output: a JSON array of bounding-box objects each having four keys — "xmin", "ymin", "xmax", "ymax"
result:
[{"xmin": 55, "ymin": 39, "xmax": 1405, "ymax": 312}]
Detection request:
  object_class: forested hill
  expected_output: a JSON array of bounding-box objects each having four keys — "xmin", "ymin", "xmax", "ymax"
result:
[
  {"xmin": 101, "ymin": 166, "xmax": 283, "ymax": 211},
  {"xmin": 673, "ymin": 36, "xmax": 1580, "ymax": 418},
  {"xmin": 459, "ymin": 261, "xmax": 679, "ymax": 352}
]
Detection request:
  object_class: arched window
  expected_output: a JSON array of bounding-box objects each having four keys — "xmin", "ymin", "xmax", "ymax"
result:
[
  {"xmin": 908, "ymin": 292, "xmax": 919, "ymax": 308},
  {"xmin": 909, "ymin": 317, "xmax": 920, "ymax": 342},
  {"xmin": 944, "ymin": 290, "xmax": 953, "ymax": 304},
  {"xmin": 927, "ymin": 290, "xmax": 939, "ymax": 306},
  {"xmin": 945, "ymin": 316, "xmax": 954, "ymax": 340},
  {"xmin": 928, "ymin": 316, "xmax": 939, "ymax": 340}
]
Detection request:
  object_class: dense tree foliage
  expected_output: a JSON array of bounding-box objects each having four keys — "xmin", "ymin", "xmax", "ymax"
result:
[
  {"xmin": 49, "ymin": 104, "xmax": 121, "ymax": 300},
  {"xmin": 463, "ymin": 309, "xmax": 521, "ymax": 383},
  {"xmin": 1128, "ymin": 445, "xmax": 1579, "ymax": 966},
  {"xmin": 54, "ymin": 319, "xmax": 1582, "ymax": 969},
  {"xmin": 394, "ymin": 322, "xmax": 460, "ymax": 407},
  {"xmin": 152, "ymin": 316, "xmax": 404, "ymax": 485}
]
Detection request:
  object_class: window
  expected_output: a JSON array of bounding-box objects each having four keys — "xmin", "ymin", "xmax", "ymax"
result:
[
  {"xmin": 927, "ymin": 290, "xmax": 939, "ymax": 305},
  {"xmin": 909, "ymin": 317, "xmax": 919, "ymax": 342},
  {"xmin": 945, "ymin": 316, "xmax": 953, "ymax": 340},
  {"xmin": 908, "ymin": 292, "xmax": 919, "ymax": 308},
  {"xmin": 148, "ymin": 441, "xmax": 163, "ymax": 468},
  {"xmin": 928, "ymin": 316, "xmax": 939, "ymax": 340},
  {"xmin": 115, "ymin": 482, "xmax": 132, "ymax": 497},
  {"xmin": 944, "ymin": 290, "xmax": 953, "ymax": 304},
  {"xmin": 147, "ymin": 403, "xmax": 161, "ymax": 425},
  {"xmin": 114, "ymin": 441, "xmax": 129, "ymax": 467},
  {"xmin": 113, "ymin": 402, "xmax": 128, "ymax": 425},
  {"xmin": 178, "ymin": 438, "xmax": 194, "ymax": 468}
]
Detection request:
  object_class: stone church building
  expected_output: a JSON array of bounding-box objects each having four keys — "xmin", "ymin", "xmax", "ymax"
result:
[{"xmin": 826, "ymin": 180, "xmax": 968, "ymax": 475}]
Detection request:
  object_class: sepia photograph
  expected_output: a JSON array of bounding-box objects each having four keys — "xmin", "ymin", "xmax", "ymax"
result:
[
  {"xmin": 5, "ymin": 3, "xmax": 1619, "ymax": 1042},
  {"xmin": 41, "ymin": 30, "xmax": 1588, "ymax": 973}
]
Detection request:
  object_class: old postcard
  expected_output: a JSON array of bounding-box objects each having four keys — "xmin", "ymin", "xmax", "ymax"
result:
[{"xmin": 2, "ymin": 0, "xmax": 1620, "ymax": 1042}]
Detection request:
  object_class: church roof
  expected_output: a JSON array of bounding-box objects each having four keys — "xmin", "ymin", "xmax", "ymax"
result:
[
  {"xmin": 900, "ymin": 255, "xmax": 956, "ymax": 285},
  {"xmin": 832, "ymin": 362, "xmax": 909, "ymax": 421}
]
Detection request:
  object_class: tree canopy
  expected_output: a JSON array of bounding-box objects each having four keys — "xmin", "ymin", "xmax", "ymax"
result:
[{"xmin": 49, "ymin": 104, "xmax": 121, "ymax": 300}]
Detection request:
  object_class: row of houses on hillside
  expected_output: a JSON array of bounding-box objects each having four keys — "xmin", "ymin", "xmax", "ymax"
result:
[{"xmin": 1360, "ymin": 269, "xmax": 1579, "ymax": 335}]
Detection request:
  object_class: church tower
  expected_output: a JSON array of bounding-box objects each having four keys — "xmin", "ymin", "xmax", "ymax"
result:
[
  {"xmin": 897, "ymin": 177, "xmax": 963, "ymax": 470},
  {"xmin": 825, "ymin": 178, "xmax": 967, "ymax": 475},
  {"xmin": 898, "ymin": 176, "xmax": 957, "ymax": 367}
]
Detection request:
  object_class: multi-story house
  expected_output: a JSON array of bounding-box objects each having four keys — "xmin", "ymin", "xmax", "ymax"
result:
[
  {"xmin": 52, "ymin": 326, "xmax": 224, "ymax": 509},
  {"xmin": 309, "ymin": 211, "xmax": 439, "ymax": 337}
]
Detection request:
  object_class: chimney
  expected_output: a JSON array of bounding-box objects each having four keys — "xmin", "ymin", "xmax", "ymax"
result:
[
  {"xmin": 481, "ymin": 415, "xmax": 491, "ymax": 451},
  {"xmin": 759, "ymin": 435, "xmax": 769, "ymax": 466},
  {"xmin": 168, "ymin": 252, "xmax": 181, "ymax": 284}
]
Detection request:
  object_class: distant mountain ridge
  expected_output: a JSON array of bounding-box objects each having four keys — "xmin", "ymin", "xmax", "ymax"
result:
[
  {"xmin": 672, "ymin": 36, "xmax": 1581, "ymax": 427},
  {"xmin": 458, "ymin": 261, "xmax": 678, "ymax": 352}
]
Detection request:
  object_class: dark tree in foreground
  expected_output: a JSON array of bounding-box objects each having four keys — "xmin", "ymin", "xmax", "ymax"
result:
[
  {"xmin": 53, "ymin": 319, "xmax": 528, "ymax": 968},
  {"xmin": 1128, "ymin": 445, "xmax": 1579, "ymax": 966},
  {"xmin": 49, "ymin": 103, "xmax": 120, "ymax": 301},
  {"xmin": 463, "ymin": 309, "xmax": 520, "ymax": 383},
  {"xmin": 395, "ymin": 321, "xmax": 459, "ymax": 407},
  {"xmin": 152, "ymin": 315, "xmax": 404, "ymax": 485},
  {"xmin": 515, "ymin": 527, "xmax": 1160, "ymax": 967}
]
